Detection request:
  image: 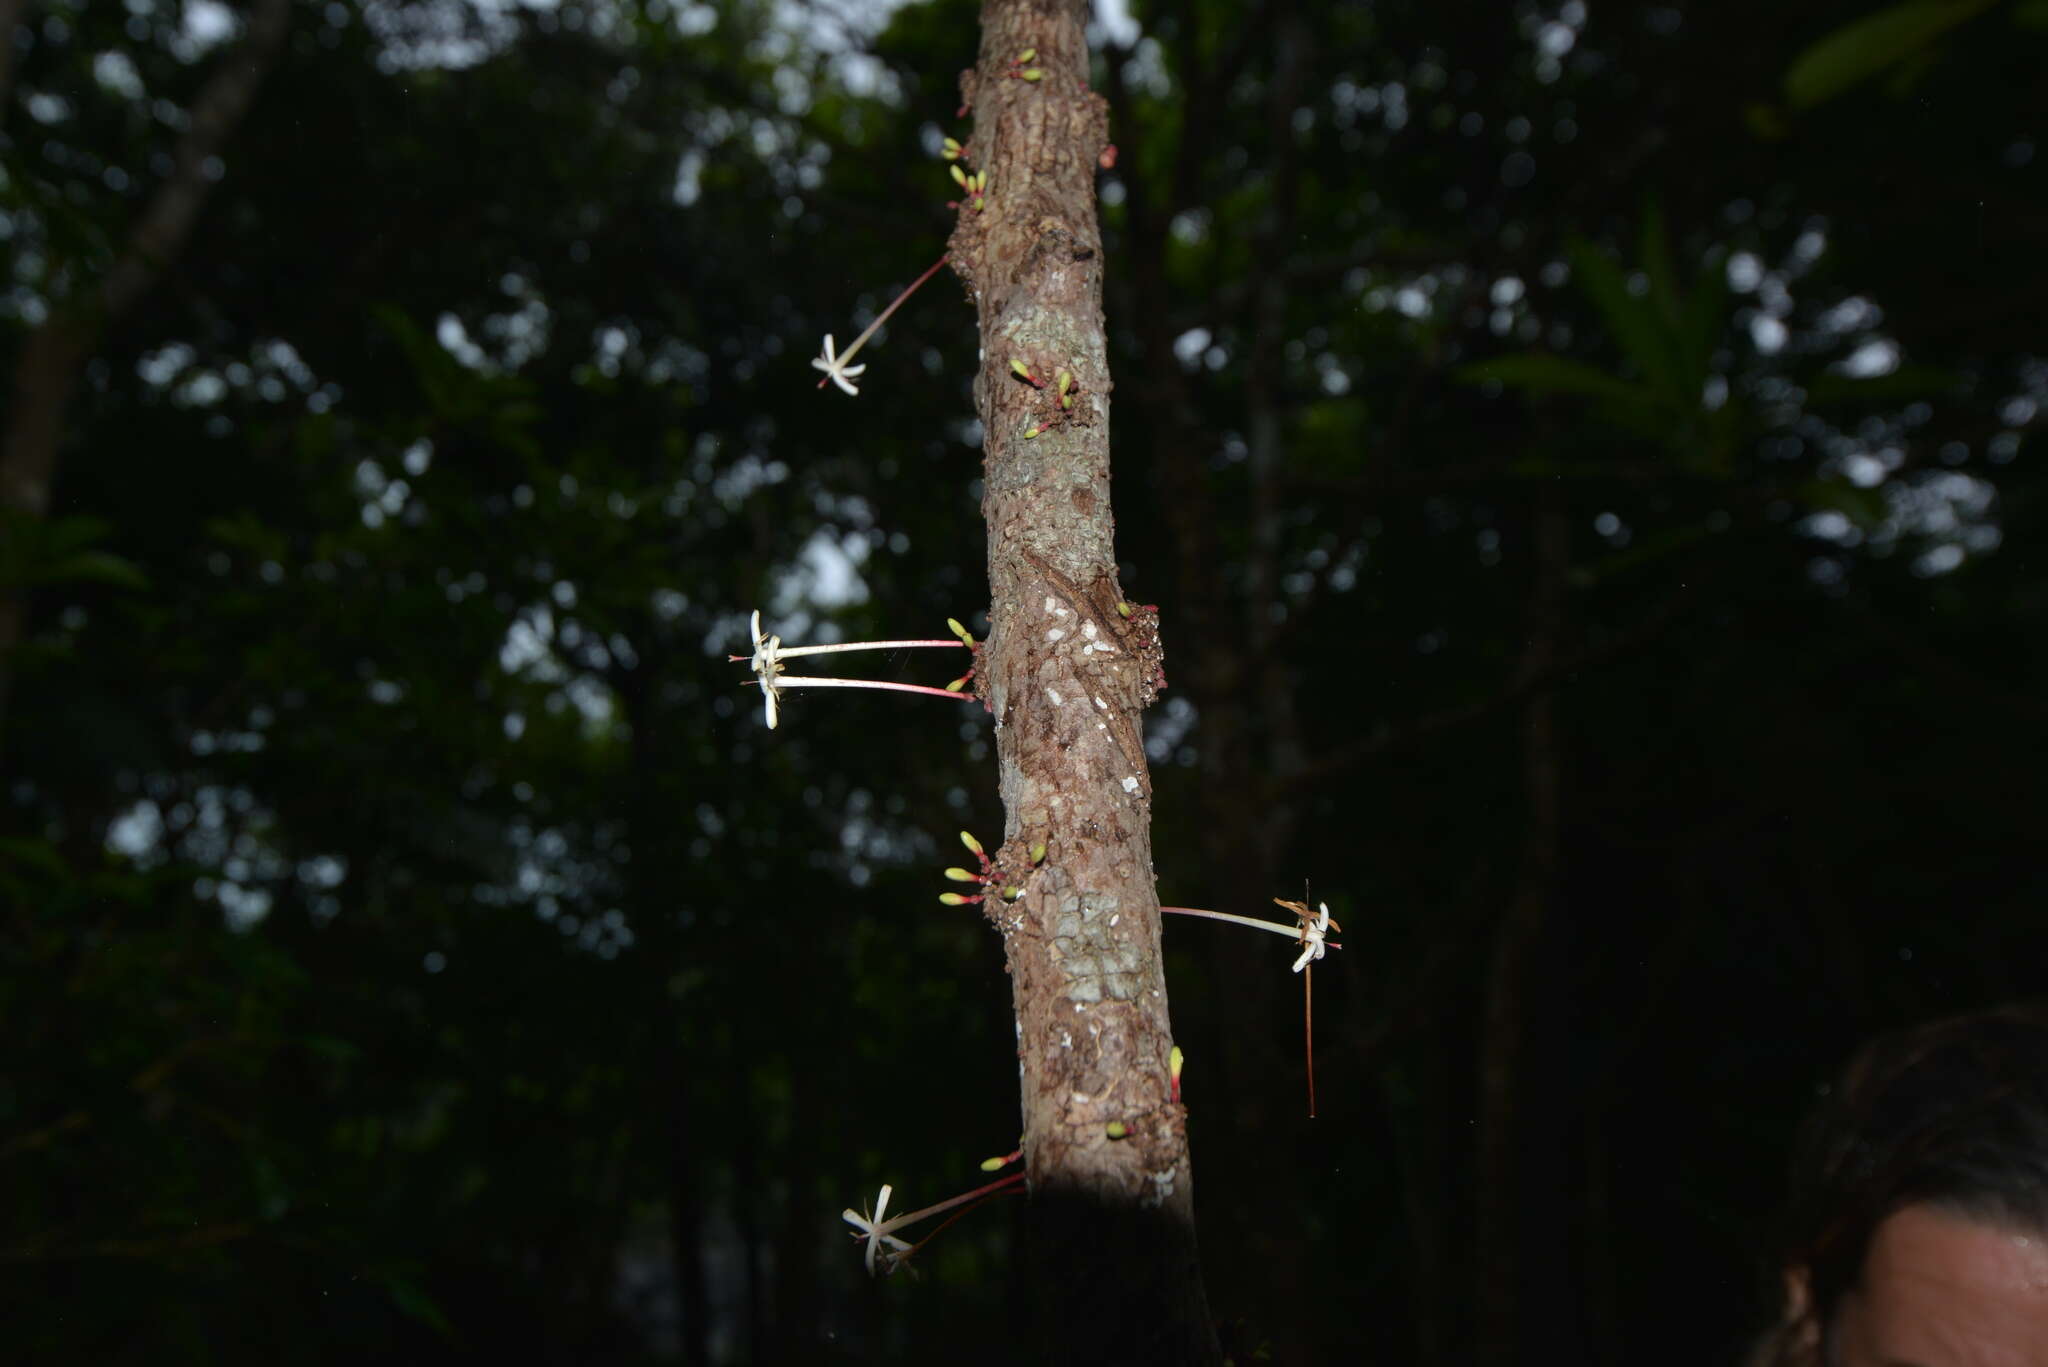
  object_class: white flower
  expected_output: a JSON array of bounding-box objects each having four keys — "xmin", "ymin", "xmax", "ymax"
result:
[
  {"xmin": 725, "ymin": 610, "xmax": 980, "ymax": 732},
  {"xmin": 811, "ymin": 333, "xmax": 868, "ymax": 397},
  {"xmin": 747, "ymin": 609, "xmax": 783, "ymax": 728},
  {"xmin": 841, "ymin": 1183, "xmax": 913, "ymax": 1277},
  {"xmin": 1291, "ymin": 901, "xmax": 1338, "ymax": 973}
]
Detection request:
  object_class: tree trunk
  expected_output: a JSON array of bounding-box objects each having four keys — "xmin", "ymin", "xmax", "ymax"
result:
[
  {"xmin": 1474, "ymin": 488, "xmax": 1571, "ymax": 1365},
  {"xmin": 0, "ymin": 0, "xmax": 290, "ymax": 740},
  {"xmin": 618, "ymin": 646, "xmax": 715, "ymax": 1367},
  {"xmin": 0, "ymin": 0, "xmax": 32, "ymax": 109},
  {"xmin": 951, "ymin": 3, "xmax": 1219, "ymax": 1361}
]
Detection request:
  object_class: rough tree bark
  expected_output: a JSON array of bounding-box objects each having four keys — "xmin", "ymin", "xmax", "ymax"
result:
[
  {"xmin": 0, "ymin": 0, "xmax": 290, "ymax": 741},
  {"xmin": 949, "ymin": 3, "xmax": 1220, "ymax": 1361}
]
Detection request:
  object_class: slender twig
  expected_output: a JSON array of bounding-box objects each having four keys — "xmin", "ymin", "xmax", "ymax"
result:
[{"xmin": 0, "ymin": 1109, "xmax": 89, "ymax": 1162}]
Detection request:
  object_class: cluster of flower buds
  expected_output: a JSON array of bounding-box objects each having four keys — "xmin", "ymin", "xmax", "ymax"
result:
[
  {"xmin": 1012, "ymin": 362, "xmax": 1085, "ymax": 440},
  {"xmin": 948, "ymin": 162, "xmax": 989, "ymax": 212},
  {"xmin": 938, "ymin": 829, "xmax": 1033, "ymax": 907}
]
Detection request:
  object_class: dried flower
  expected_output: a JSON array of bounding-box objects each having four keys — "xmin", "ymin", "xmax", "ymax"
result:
[{"xmin": 1289, "ymin": 900, "xmax": 1338, "ymax": 973}]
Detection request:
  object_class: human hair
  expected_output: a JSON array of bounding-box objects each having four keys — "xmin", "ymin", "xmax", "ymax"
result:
[{"xmin": 1751, "ymin": 1002, "xmax": 2048, "ymax": 1365}]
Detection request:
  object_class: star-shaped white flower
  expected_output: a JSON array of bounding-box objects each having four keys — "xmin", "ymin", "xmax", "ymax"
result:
[
  {"xmin": 811, "ymin": 333, "xmax": 868, "ymax": 397},
  {"xmin": 1291, "ymin": 901, "xmax": 1339, "ymax": 973},
  {"xmin": 841, "ymin": 1183, "xmax": 914, "ymax": 1277},
  {"xmin": 747, "ymin": 609, "xmax": 784, "ymax": 728}
]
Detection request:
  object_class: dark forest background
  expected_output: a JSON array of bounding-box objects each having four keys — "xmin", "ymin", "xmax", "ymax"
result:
[{"xmin": 3, "ymin": 0, "xmax": 2044, "ymax": 1362}]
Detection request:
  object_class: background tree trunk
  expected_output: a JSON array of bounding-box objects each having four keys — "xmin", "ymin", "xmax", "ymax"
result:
[
  {"xmin": 1475, "ymin": 488, "xmax": 1572, "ymax": 1364},
  {"xmin": 952, "ymin": 2, "xmax": 1219, "ymax": 1361},
  {"xmin": 0, "ymin": 0, "xmax": 288, "ymax": 741},
  {"xmin": 0, "ymin": 0, "xmax": 31, "ymax": 108}
]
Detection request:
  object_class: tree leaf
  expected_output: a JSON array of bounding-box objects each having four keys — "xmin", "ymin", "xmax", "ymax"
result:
[
  {"xmin": 1639, "ymin": 199, "xmax": 1683, "ymax": 333},
  {"xmin": 1678, "ymin": 247, "xmax": 1730, "ymax": 387},
  {"xmin": 1799, "ymin": 477, "xmax": 1892, "ymax": 530},
  {"xmin": 1457, "ymin": 351, "xmax": 1654, "ymax": 408},
  {"xmin": 378, "ymin": 1269, "xmax": 456, "ymax": 1338},
  {"xmin": 0, "ymin": 836, "xmax": 69, "ymax": 880},
  {"xmin": 1565, "ymin": 236, "xmax": 1685, "ymax": 403},
  {"xmin": 1804, "ymin": 364, "xmax": 1967, "ymax": 406},
  {"xmin": 1783, "ymin": 0, "xmax": 2000, "ymax": 111},
  {"xmin": 1568, "ymin": 519, "xmax": 1719, "ymax": 587},
  {"xmin": 37, "ymin": 550, "xmax": 151, "ymax": 591}
]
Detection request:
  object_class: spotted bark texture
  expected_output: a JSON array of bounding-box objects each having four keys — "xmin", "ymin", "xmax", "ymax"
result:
[{"xmin": 950, "ymin": 3, "xmax": 1219, "ymax": 1362}]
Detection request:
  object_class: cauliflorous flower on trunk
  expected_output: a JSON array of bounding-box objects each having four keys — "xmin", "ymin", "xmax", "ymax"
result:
[
  {"xmin": 1162, "ymin": 892, "xmax": 1344, "ymax": 1119},
  {"xmin": 729, "ymin": 609, "xmax": 979, "ymax": 730},
  {"xmin": 839, "ymin": 1170, "xmax": 1026, "ymax": 1277},
  {"xmin": 808, "ymin": 256, "xmax": 950, "ymax": 397},
  {"xmin": 810, "ymin": 333, "xmax": 868, "ymax": 396},
  {"xmin": 841, "ymin": 1184, "xmax": 914, "ymax": 1277}
]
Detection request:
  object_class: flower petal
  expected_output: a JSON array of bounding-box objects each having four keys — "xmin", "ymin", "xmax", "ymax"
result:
[{"xmin": 866, "ymin": 1185, "xmax": 892, "ymax": 1273}]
